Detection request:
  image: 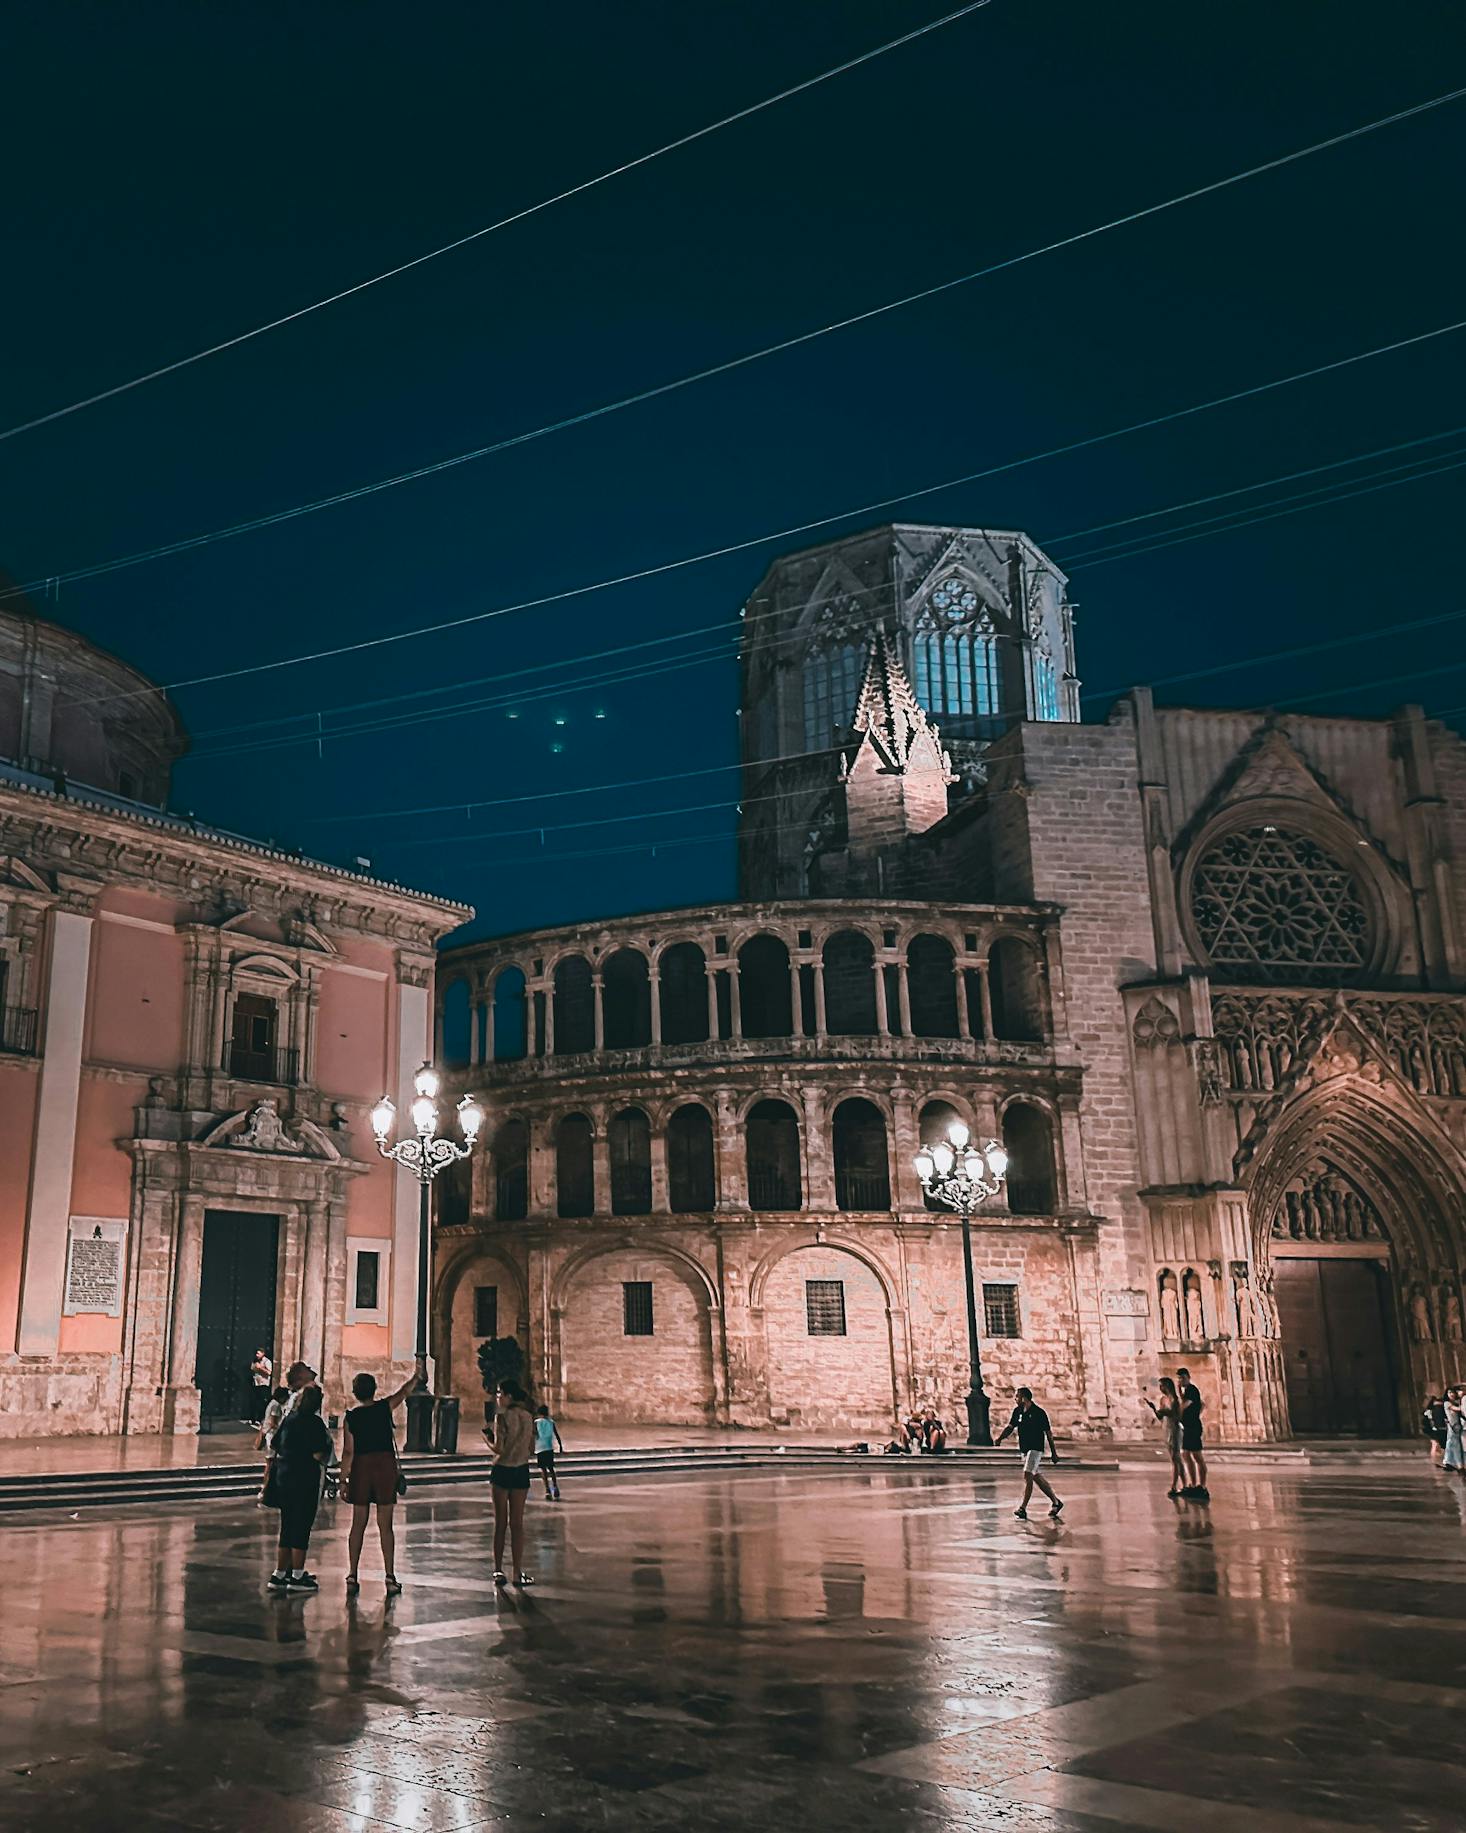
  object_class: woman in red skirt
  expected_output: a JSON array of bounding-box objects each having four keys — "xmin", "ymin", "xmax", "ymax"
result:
[{"xmin": 340, "ymin": 1369, "xmax": 415, "ymax": 1594}]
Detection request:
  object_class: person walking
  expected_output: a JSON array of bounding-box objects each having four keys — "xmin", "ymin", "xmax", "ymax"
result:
[
  {"xmin": 534, "ymin": 1404, "xmax": 564, "ymax": 1500},
  {"xmin": 1143, "ymin": 1377, "xmax": 1184, "ymax": 1496},
  {"xmin": 489, "ymin": 1379, "xmax": 535, "ymax": 1586},
  {"xmin": 1444, "ymin": 1386, "xmax": 1465, "ymax": 1477},
  {"xmin": 267, "ymin": 1385, "xmax": 332, "ymax": 1592},
  {"xmin": 1176, "ymin": 1366, "xmax": 1209, "ymax": 1500},
  {"xmin": 340, "ymin": 1371, "xmax": 416, "ymax": 1595},
  {"xmin": 995, "ymin": 1387, "xmax": 1063, "ymax": 1520},
  {"xmin": 1424, "ymin": 1392, "xmax": 1449, "ymax": 1466}
]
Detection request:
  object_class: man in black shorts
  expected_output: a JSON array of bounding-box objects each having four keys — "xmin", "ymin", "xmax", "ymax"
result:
[
  {"xmin": 1176, "ymin": 1366, "xmax": 1209, "ymax": 1499},
  {"xmin": 995, "ymin": 1387, "xmax": 1063, "ymax": 1520}
]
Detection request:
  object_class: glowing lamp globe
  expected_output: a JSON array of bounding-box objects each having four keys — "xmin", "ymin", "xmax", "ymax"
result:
[
  {"xmin": 414, "ymin": 1064, "xmax": 440, "ymax": 1101},
  {"xmin": 369, "ymin": 1096, "xmax": 395, "ymax": 1141},
  {"xmin": 913, "ymin": 1147, "xmax": 935, "ymax": 1184},
  {"xmin": 458, "ymin": 1095, "xmax": 484, "ymax": 1142},
  {"xmin": 985, "ymin": 1143, "xmax": 1009, "ymax": 1179},
  {"xmin": 947, "ymin": 1119, "xmax": 970, "ymax": 1150},
  {"xmin": 410, "ymin": 1095, "xmax": 436, "ymax": 1133},
  {"xmin": 931, "ymin": 1141, "xmax": 955, "ymax": 1176}
]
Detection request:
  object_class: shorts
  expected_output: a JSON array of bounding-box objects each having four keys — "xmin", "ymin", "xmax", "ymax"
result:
[
  {"xmin": 346, "ymin": 1451, "xmax": 399, "ymax": 1506},
  {"xmin": 491, "ymin": 1464, "xmax": 531, "ymax": 1492},
  {"xmin": 1180, "ymin": 1425, "xmax": 1204, "ymax": 1454},
  {"xmin": 536, "ymin": 1450, "xmax": 556, "ymax": 1473},
  {"xmin": 1021, "ymin": 1449, "xmax": 1044, "ymax": 1475}
]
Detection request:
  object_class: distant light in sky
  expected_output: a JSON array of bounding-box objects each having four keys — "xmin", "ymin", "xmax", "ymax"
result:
[
  {"xmin": 506, "ymin": 710, "xmax": 519, "ymax": 720},
  {"xmin": 553, "ymin": 716, "xmax": 567, "ymax": 727},
  {"xmin": 550, "ymin": 741, "xmax": 564, "ymax": 754},
  {"xmin": 593, "ymin": 708, "xmax": 607, "ymax": 719}
]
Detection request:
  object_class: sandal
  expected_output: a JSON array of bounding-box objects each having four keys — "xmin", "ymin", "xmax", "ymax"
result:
[
  {"xmin": 515, "ymin": 1571, "xmax": 535, "ymax": 1587},
  {"xmin": 493, "ymin": 1570, "xmax": 508, "ymax": 1586},
  {"xmin": 385, "ymin": 1575, "xmax": 402, "ymax": 1595},
  {"xmin": 345, "ymin": 1575, "xmax": 360, "ymax": 1594}
]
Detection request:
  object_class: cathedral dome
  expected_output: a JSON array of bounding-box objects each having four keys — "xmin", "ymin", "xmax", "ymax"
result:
[{"xmin": 0, "ymin": 580, "xmax": 188, "ymax": 805}]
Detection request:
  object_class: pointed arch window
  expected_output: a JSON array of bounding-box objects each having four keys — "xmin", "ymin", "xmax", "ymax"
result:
[
  {"xmin": 913, "ymin": 578, "xmax": 998, "ymax": 733},
  {"xmin": 1033, "ymin": 646, "xmax": 1060, "ymax": 721},
  {"xmin": 802, "ymin": 639, "xmax": 864, "ymax": 751}
]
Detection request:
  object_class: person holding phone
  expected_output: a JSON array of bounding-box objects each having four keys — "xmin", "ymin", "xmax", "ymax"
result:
[{"xmin": 1143, "ymin": 1377, "xmax": 1184, "ymax": 1496}]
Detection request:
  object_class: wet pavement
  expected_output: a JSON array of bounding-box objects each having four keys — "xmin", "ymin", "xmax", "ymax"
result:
[{"xmin": 2, "ymin": 1458, "xmax": 1464, "ymax": 1830}]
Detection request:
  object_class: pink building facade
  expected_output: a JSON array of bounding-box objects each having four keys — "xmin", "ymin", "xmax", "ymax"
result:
[{"xmin": 0, "ymin": 601, "xmax": 469, "ymax": 1437}]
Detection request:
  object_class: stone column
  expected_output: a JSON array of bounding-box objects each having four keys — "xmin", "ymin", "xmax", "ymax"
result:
[
  {"xmin": 529, "ymin": 1116, "xmax": 555, "ymax": 1214},
  {"xmin": 301, "ymin": 1198, "xmax": 329, "ymax": 1373},
  {"xmin": 955, "ymin": 965, "xmax": 972, "ymax": 1040},
  {"xmin": 542, "ymin": 984, "xmax": 555, "ymax": 1056},
  {"xmin": 873, "ymin": 961, "xmax": 889, "ymax": 1034},
  {"xmin": 592, "ymin": 974, "xmax": 604, "ymax": 1050},
  {"xmin": 800, "ymin": 1085, "xmax": 833, "ymax": 1210},
  {"xmin": 728, "ymin": 968, "xmax": 742, "ymax": 1039},
  {"xmin": 976, "ymin": 966, "xmax": 994, "ymax": 1040},
  {"xmin": 889, "ymin": 1087, "xmax": 924, "ymax": 1211},
  {"xmin": 813, "ymin": 962, "xmax": 827, "ymax": 1035},
  {"xmin": 17, "ymin": 903, "xmax": 95, "ymax": 1358},
  {"xmin": 484, "ymin": 1000, "xmax": 495, "ymax": 1064},
  {"xmin": 714, "ymin": 1089, "xmax": 744, "ymax": 1211},
  {"xmin": 789, "ymin": 958, "xmax": 804, "ymax": 1035},
  {"xmin": 649, "ymin": 971, "xmax": 662, "ymax": 1046},
  {"xmin": 705, "ymin": 964, "xmax": 719, "ymax": 1041},
  {"xmin": 590, "ymin": 1110, "xmax": 609, "ymax": 1216},
  {"xmin": 322, "ymin": 1195, "xmax": 349, "ymax": 1392},
  {"xmin": 650, "ymin": 1126, "xmax": 670, "ymax": 1215},
  {"xmin": 166, "ymin": 1194, "xmax": 207, "ymax": 1387},
  {"xmin": 896, "ymin": 961, "xmax": 912, "ymax": 1036}
]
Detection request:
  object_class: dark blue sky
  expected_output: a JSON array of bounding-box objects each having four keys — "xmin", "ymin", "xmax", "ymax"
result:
[{"xmin": 3, "ymin": 1, "xmax": 1464, "ymax": 938}]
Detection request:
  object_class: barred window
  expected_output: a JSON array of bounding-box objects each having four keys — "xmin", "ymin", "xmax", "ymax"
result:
[
  {"xmin": 623, "ymin": 1281, "xmax": 654, "ymax": 1337},
  {"xmin": 983, "ymin": 1283, "xmax": 1021, "ymax": 1338},
  {"xmin": 1190, "ymin": 825, "xmax": 1371, "ymax": 986},
  {"xmin": 354, "ymin": 1252, "xmax": 380, "ymax": 1312},
  {"xmin": 474, "ymin": 1285, "xmax": 498, "ymax": 1337},
  {"xmin": 805, "ymin": 1279, "xmax": 847, "ymax": 1336}
]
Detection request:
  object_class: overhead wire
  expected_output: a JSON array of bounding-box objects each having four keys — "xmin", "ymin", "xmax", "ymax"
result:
[
  {"xmin": 8, "ymin": 82, "xmax": 1466, "ymax": 631},
  {"xmin": 48, "ymin": 311, "xmax": 1466, "ymax": 712},
  {"xmin": 186, "ymin": 420, "xmax": 1466, "ymax": 763},
  {"xmin": 0, "ymin": 1, "xmax": 994, "ymax": 445}
]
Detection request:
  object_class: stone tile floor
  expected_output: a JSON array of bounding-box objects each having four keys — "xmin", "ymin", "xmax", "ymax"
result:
[{"xmin": 2, "ymin": 1458, "xmax": 1464, "ymax": 1830}]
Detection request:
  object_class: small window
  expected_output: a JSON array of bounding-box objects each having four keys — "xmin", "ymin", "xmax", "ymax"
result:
[
  {"xmin": 354, "ymin": 1251, "xmax": 380, "ymax": 1312},
  {"xmin": 623, "ymin": 1281, "xmax": 654, "ymax": 1336},
  {"xmin": 983, "ymin": 1284, "xmax": 1021, "ymax": 1338},
  {"xmin": 474, "ymin": 1285, "xmax": 499, "ymax": 1337},
  {"xmin": 805, "ymin": 1279, "xmax": 847, "ymax": 1337}
]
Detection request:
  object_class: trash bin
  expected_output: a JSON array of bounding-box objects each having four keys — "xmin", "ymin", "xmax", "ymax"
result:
[{"xmin": 434, "ymin": 1394, "xmax": 460, "ymax": 1455}]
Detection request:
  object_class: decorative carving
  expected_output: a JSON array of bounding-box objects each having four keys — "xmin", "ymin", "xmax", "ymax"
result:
[
  {"xmin": 1411, "ymin": 1287, "xmax": 1434, "ymax": 1342},
  {"xmin": 232, "ymin": 1099, "xmax": 304, "ymax": 1154},
  {"xmin": 1270, "ymin": 1161, "xmax": 1384, "ymax": 1243},
  {"xmin": 1182, "ymin": 1271, "xmax": 1205, "ymax": 1345},
  {"xmin": 1190, "ymin": 1037, "xmax": 1223, "ymax": 1104},
  {"xmin": 1211, "ymin": 991, "xmax": 1466, "ymax": 1102},
  {"xmin": 1190, "ymin": 825, "xmax": 1371, "ymax": 985},
  {"xmin": 1158, "ymin": 1270, "xmax": 1181, "ymax": 1341},
  {"xmin": 1132, "ymin": 996, "xmax": 1181, "ymax": 1049},
  {"xmin": 1445, "ymin": 1289, "xmax": 1464, "ymax": 1343}
]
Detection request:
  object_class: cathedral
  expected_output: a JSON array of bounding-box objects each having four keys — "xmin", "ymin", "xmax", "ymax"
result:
[{"xmin": 434, "ymin": 522, "xmax": 1466, "ymax": 1445}]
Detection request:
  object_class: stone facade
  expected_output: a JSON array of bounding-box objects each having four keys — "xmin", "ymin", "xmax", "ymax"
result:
[
  {"xmin": 0, "ymin": 602, "xmax": 469, "ymax": 1437},
  {"xmin": 434, "ymin": 523, "xmax": 1466, "ymax": 1444}
]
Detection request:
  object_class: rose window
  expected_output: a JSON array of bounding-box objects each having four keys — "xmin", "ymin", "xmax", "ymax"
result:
[
  {"xmin": 1189, "ymin": 825, "xmax": 1371, "ymax": 985},
  {"xmin": 930, "ymin": 579, "xmax": 979, "ymax": 619}
]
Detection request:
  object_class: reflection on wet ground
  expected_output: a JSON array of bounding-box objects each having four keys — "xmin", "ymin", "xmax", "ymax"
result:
[{"xmin": 2, "ymin": 1460, "xmax": 1464, "ymax": 1829}]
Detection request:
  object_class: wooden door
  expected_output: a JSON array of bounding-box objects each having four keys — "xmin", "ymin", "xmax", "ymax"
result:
[
  {"xmin": 195, "ymin": 1211, "xmax": 279, "ymax": 1422},
  {"xmin": 1275, "ymin": 1257, "xmax": 1397, "ymax": 1436}
]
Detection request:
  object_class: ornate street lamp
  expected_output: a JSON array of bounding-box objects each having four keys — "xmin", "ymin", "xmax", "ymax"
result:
[
  {"xmin": 914, "ymin": 1120, "xmax": 1008, "ymax": 1448},
  {"xmin": 371, "ymin": 1063, "xmax": 483, "ymax": 1453}
]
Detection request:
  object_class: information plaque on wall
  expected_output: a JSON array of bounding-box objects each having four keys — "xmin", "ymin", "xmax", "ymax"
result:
[{"xmin": 63, "ymin": 1217, "xmax": 127, "ymax": 1317}]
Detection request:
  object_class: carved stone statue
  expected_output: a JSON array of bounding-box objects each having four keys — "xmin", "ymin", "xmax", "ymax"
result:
[
  {"xmin": 1445, "ymin": 1289, "xmax": 1464, "ymax": 1343},
  {"xmin": 233, "ymin": 1099, "xmax": 303, "ymax": 1155},
  {"xmin": 1159, "ymin": 1276, "xmax": 1182, "ymax": 1342},
  {"xmin": 1411, "ymin": 1289, "xmax": 1434, "ymax": 1343},
  {"xmin": 1184, "ymin": 1282, "xmax": 1206, "ymax": 1345}
]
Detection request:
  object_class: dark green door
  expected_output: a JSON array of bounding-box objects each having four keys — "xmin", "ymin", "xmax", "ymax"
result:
[{"xmin": 195, "ymin": 1210, "xmax": 279, "ymax": 1421}]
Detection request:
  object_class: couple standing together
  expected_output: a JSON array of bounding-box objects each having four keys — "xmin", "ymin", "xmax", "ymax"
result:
[{"xmin": 1145, "ymin": 1367, "xmax": 1210, "ymax": 1499}]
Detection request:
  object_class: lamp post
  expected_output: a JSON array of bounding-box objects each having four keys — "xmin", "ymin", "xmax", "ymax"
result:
[
  {"xmin": 914, "ymin": 1121, "xmax": 1008, "ymax": 1448},
  {"xmin": 371, "ymin": 1064, "xmax": 483, "ymax": 1454}
]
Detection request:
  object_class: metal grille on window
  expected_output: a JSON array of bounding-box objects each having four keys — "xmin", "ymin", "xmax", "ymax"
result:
[
  {"xmin": 805, "ymin": 1279, "xmax": 847, "ymax": 1336},
  {"xmin": 1190, "ymin": 825, "xmax": 1371, "ymax": 985},
  {"xmin": 474, "ymin": 1285, "xmax": 498, "ymax": 1337},
  {"xmin": 982, "ymin": 1283, "xmax": 1020, "ymax": 1338},
  {"xmin": 354, "ymin": 1252, "xmax": 380, "ymax": 1312},
  {"xmin": 623, "ymin": 1281, "xmax": 654, "ymax": 1337}
]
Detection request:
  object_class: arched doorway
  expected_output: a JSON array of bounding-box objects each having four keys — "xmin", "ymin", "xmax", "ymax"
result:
[
  {"xmin": 760, "ymin": 1243, "xmax": 897, "ymax": 1431},
  {"xmin": 1247, "ymin": 1069, "xmax": 1466, "ymax": 1438},
  {"xmin": 556, "ymin": 1247, "xmax": 717, "ymax": 1424}
]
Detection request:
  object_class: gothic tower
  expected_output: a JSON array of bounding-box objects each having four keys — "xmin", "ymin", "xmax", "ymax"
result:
[{"xmin": 737, "ymin": 523, "xmax": 1077, "ymax": 898}]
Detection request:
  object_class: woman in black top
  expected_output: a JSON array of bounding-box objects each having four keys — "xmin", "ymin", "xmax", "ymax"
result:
[
  {"xmin": 341, "ymin": 1370, "xmax": 416, "ymax": 1595},
  {"xmin": 268, "ymin": 1385, "xmax": 332, "ymax": 1592}
]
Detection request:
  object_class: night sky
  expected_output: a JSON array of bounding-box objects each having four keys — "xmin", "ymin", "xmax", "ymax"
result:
[{"xmin": 3, "ymin": 1, "xmax": 1464, "ymax": 940}]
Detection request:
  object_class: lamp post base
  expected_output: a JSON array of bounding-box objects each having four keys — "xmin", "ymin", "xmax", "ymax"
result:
[
  {"xmin": 404, "ymin": 1386, "xmax": 435, "ymax": 1455},
  {"xmin": 965, "ymin": 1386, "xmax": 993, "ymax": 1448}
]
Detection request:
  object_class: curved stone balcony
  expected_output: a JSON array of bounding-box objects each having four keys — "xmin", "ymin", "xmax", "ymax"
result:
[{"xmin": 436, "ymin": 897, "xmax": 1067, "ymax": 1075}]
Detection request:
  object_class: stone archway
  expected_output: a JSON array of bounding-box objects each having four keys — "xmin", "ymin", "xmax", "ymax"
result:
[
  {"xmin": 1245, "ymin": 1062, "xmax": 1466, "ymax": 1437},
  {"xmin": 554, "ymin": 1243, "xmax": 719, "ymax": 1425},
  {"xmin": 758, "ymin": 1241, "xmax": 900, "ymax": 1433}
]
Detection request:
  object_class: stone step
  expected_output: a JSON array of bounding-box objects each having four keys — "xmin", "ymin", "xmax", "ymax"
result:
[{"xmin": 0, "ymin": 1443, "xmax": 1115, "ymax": 1514}]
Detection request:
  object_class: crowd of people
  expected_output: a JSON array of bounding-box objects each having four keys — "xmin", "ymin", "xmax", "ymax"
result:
[{"xmin": 254, "ymin": 1361, "xmax": 563, "ymax": 1594}]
